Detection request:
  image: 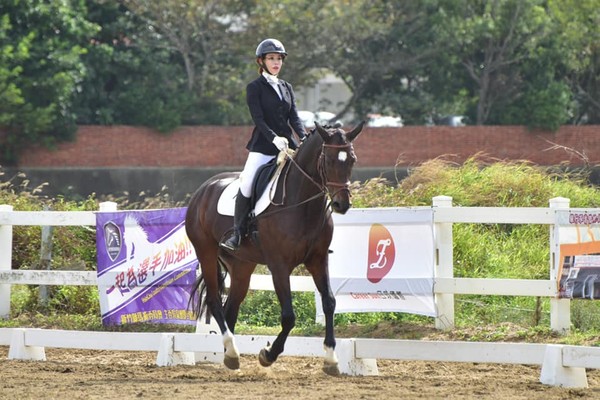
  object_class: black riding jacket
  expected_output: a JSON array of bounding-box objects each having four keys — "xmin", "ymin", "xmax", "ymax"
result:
[{"xmin": 245, "ymin": 75, "xmax": 306, "ymax": 156}]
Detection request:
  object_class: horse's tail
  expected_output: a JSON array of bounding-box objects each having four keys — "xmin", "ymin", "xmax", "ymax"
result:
[{"xmin": 188, "ymin": 257, "xmax": 228, "ymax": 319}]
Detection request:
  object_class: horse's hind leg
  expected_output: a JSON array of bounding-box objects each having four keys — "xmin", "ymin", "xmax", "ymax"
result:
[
  {"xmin": 221, "ymin": 255, "xmax": 256, "ymax": 334},
  {"xmin": 196, "ymin": 244, "xmax": 240, "ymax": 370}
]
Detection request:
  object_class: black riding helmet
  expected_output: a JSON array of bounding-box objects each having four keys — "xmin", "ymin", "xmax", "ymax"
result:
[{"xmin": 255, "ymin": 38, "xmax": 287, "ymax": 58}]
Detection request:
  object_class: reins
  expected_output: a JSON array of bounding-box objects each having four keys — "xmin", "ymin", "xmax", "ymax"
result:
[
  {"xmin": 254, "ymin": 151, "xmax": 326, "ymax": 219},
  {"xmin": 256, "ymin": 138, "xmax": 353, "ymax": 219}
]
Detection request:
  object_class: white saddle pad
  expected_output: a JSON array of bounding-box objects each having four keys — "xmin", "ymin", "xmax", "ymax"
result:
[{"xmin": 217, "ymin": 160, "xmax": 286, "ymax": 217}]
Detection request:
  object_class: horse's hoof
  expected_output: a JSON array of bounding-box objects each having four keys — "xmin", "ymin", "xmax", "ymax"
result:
[
  {"xmin": 258, "ymin": 348, "xmax": 273, "ymax": 367},
  {"xmin": 223, "ymin": 355, "xmax": 240, "ymax": 370},
  {"xmin": 322, "ymin": 362, "xmax": 340, "ymax": 376}
]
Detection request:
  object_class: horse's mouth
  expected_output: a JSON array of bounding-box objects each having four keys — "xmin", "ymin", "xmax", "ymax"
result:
[{"xmin": 331, "ymin": 200, "xmax": 351, "ymax": 214}]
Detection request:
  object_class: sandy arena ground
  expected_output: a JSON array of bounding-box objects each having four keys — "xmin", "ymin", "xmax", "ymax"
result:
[{"xmin": 1, "ymin": 346, "xmax": 599, "ymax": 399}]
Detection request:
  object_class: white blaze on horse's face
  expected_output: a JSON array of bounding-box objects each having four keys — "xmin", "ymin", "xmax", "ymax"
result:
[{"xmin": 338, "ymin": 151, "xmax": 348, "ymax": 162}]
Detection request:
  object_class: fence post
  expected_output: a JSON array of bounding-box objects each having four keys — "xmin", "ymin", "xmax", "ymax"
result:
[
  {"xmin": 39, "ymin": 205, "xmax": 54, "ymax": 305},
  {"xmin": 99, "ymin": 201, "xmax": 118, "ymax": 213},
  {"xmin": 0, "ymin": 204, "xmax": 14, "ymax": 318},
  {"xmin": 549, "ymin": 197, "xmax": 571, "ymax": 334},
  {"xmin": 432, "ymin": 195, "xmax": 454, "ymax": 330}
]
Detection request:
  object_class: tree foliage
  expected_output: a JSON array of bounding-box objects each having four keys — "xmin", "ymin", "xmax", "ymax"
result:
[
  {"xmin": 1, "ymin": 0, "xmax": 599, "ymax": 164},
  {"xmin": 548, "ymin": 0, "xmax": 600, "ymax": 124},
  {"xmin": 0, "ymin": 0, "xmax": 98, "ymax": 165},
  {"xmin": 433, "ymin": 0, "xmax": 561, "ymax": 128}
]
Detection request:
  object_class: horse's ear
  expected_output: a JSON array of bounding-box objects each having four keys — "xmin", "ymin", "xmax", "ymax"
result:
[
  {"xmin": 315, "ymin": 121, "xmax": 331, "ymax": 140},
  {"xmin": 346, "ymin": 120, "xmax": 365, "ymax": 142}
]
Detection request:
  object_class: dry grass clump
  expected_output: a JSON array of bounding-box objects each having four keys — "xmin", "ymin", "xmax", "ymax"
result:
[{"xmin": 354, "ymin": 155, "xmax": 599, "ymax": 208}]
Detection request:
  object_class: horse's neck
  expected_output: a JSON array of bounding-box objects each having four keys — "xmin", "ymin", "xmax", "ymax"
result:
[{"xmin": 285, "ymin": 137, "xmax": 324, "ymax": 200}]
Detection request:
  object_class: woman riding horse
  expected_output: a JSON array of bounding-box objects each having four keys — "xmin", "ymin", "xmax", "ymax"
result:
[
  {"xmin": 185, "ymin": 119, "xmax": 364, "ymax": 375},
  {"xmin": 220, "ymin": 38, "xmax": 307, "ymax": 251}
]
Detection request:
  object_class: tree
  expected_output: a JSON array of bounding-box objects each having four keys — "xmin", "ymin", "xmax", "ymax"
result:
[
  {"xmin": 72, "ymin": 0, "xmax": 258, "ymax": 129},
  {"xmin": 118, "ymin": 0, "xmax": 254, "ymax": 125},
  {"xmin": 340, "ymin": 0, "xmax": 450, "ymax": 124},
  {"xmin": 440, "ymin": 0, "xmax": 555, "ymax": 126},
  {"xmin": 321, "ymin": 1, "xmax": 432, "ymax": 121},
  {"xmin": 0, "ymin": 14, "xmax": 25, "ymax": 130},
  {"xmin": 2, "ymin": 0, "xmax": 598, "ymax": 157},
  {"xmin": 491, "ymin": 31, "xmax": 572, "ymax": 131},
  {"xmin": 72, "ymin": 0, "xmax": 194, "ymax": 130},
  {"xmin": 549, "ymin": 0, "xmax": 600, "ymax": 124},
  {"xmin": 250, "ymin": 0, "xmax": 446, "ymax": 123},
  {"xmin": 244, "ymin": 0, "xmax": 334, "ymax": 83},
  {"xmin": 0, "ymin": 0, "xmax": 98, "ymax": 165}
]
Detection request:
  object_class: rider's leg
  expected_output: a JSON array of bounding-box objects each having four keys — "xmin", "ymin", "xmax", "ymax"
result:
[
  {"xmin": 220, "ymin": 190, "xmax": 251, "ymax": 251},
  {"xmin": 220, "ymin": 152, "xmax": 274, "ymax": 251}
]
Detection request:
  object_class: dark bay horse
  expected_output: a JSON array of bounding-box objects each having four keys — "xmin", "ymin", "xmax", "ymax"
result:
[{"xmin": 184, "ymin": 121, "xmax": 364, "ymax": 374}]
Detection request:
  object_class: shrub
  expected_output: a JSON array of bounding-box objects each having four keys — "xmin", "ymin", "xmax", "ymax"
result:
[{"xmin": 4, "ymin": 158, "xmax": 600, "ymax": 335}]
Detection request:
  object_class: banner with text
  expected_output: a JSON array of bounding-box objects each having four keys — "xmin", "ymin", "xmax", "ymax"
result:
[
  {"xmin": 557, "ymin": 210, "xmax": 600, "ymax": 299},
  {"xmin": 320, "ymin": 208, "xmax": 436, "ymax": 317},
  {"xmin": 95, "ymin": 208, "xmax": 198, "ymax": 325}
]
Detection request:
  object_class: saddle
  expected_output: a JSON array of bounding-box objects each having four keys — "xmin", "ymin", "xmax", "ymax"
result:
[
  {"xmin": 250, "ymin": 157, "xmax": 279, "ymax": 209},
  {"xmin": 216, "ymin": 152, "xmax": 290, "ymax": 217}
]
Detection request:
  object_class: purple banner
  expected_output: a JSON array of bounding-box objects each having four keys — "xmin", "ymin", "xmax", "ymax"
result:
[{"xmin": 95, "ymin": 208, "xmax": 198, "ymax": 325}]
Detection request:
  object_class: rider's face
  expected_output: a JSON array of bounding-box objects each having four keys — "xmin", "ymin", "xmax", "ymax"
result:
[{"xmin": 263, "ymin": 53, "xmax": 284, "ymax": 75}]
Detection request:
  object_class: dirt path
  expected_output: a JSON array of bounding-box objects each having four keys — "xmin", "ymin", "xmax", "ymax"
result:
[{"xmin": 1, "ymin": 347, "xmax": 599, "ymax": 399}]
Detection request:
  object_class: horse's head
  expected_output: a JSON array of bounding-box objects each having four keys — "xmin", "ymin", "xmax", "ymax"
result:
[{"xmin": 314, "ymin": 120, "xmax": 365, "ymax": 214}]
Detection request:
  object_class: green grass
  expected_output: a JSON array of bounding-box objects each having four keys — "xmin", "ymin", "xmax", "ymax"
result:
[{"xmin": 4, "ymin": 158, "xmax": 600, "ymax": 344}]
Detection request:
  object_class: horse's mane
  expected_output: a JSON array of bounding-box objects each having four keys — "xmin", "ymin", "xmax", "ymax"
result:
[{"xmin": 295, "ymin": 122, "xmax": 344, "ymax": 160}]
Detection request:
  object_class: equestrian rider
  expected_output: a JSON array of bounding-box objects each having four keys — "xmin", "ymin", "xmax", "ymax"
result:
[{"xmin": 220, "ymin": 38, "xmax": 307, "ymax": 251}]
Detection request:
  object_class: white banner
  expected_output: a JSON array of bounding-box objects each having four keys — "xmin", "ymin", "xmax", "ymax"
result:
[
  {"xmin": 317, "ymin": 207, "xmax": 436, "ymax": 317},
  {"xmin": 556, "ymin": 209, "xmax": 600, "ymax": 299}
]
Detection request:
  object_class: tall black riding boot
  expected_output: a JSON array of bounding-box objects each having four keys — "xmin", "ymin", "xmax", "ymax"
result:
[{"xmin": 220, "ymin": 190, "xmax": 251, "ymax": 251}]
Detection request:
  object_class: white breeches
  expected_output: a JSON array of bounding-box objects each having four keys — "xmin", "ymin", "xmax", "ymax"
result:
[{"xmin": 239, "ymin": 152, "xmax": 276, "ymax": 198}]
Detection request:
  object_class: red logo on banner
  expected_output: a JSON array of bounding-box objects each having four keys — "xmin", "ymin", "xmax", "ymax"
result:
[{"xmin": 367, "ymin": 224, "xmax": 396, "ymax": 283}]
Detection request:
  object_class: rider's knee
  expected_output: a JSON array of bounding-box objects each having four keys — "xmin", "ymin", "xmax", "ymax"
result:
[{"xmin": 238, "ymin": 174, "xmax": 252, "ymax": 198}]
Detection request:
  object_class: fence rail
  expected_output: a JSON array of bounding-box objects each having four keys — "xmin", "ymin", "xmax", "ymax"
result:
[
  {"xmin": 0, "ymin": 197, "xmax": 572, "ymax": 331},
  {"xmin": 3, "ymin": 196, "xmax": 599, "ymax": 387},
  {"xmin": 0, "ymin": 271, "xmax": 558, "ymax": 297},
  {"xmin": 0, "ymin": 327, "xmax": 597, "ymax": 387}
]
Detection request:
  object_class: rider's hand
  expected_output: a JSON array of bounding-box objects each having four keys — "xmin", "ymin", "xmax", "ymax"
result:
[{"xmin": 272, "ymin": 136, "xmax": 289, "ymax": 151}]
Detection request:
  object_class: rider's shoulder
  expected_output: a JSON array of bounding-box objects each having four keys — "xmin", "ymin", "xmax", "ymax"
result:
[{"xmin": 247, "ymin": 76, "xmax": 267, "ymax": 90}]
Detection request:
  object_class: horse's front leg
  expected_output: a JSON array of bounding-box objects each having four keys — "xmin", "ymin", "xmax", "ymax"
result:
[
  {"xmin": 305, "ymin": 257, "xmax": 339, "ymax": 376},
  {"xmin": 258, "ymin": 270, "xmax": 295, "ymax": 367},
  {"xmin": 319, "ymin": 283, "xmax": 339, "ymax": 375}
]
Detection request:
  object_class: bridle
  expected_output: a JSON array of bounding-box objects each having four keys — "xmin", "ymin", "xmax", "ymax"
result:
[
  {"xmin": 254, "ymin": 132, "xmax": 357, "ymax": 262},
  {"xmin": 318, "ymin": 142, "xmax": 354, "ymax": 198},
  {"xmin": 261, "ymin": 137, "xmax": 354, "ymax": 213}
]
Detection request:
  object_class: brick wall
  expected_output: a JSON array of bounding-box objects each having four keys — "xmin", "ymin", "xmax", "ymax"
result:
[{"xmin": 17, "ymin": 124, "xmax": 600, "ymax": 168}]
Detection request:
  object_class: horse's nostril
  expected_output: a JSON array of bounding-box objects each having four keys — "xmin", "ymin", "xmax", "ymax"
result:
[{"xmin": 332, "ymin": 201, "xmax": 350, "ymax": 214}]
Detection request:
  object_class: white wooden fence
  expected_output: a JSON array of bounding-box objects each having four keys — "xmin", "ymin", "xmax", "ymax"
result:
[{"xmin": 2, "ymin": 196, "xmax": 599, "ymax": 388}]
